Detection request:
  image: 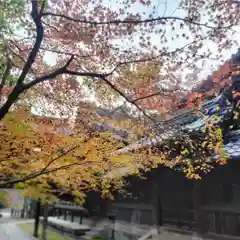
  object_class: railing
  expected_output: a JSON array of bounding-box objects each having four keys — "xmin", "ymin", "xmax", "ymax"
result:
[
  {"xmin": 11, "ymin": 208, "xmax": 23, "ymax": 218},
  {"xmin": 162, "ymin": 208, "xmax": 196, "ymax": 230},
  {"xmin": 161, "ymin": 208, "xmax": 240, "ymax": 238},
  {"xmin": 110, "ymin": 203, "xmax": 154, "ymax": 225},
  {"xmin": 204, "ymin": 210, "xmax": 240, "ymax": 237}
]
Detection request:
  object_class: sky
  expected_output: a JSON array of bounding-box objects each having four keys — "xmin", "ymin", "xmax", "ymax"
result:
[
  {"xmin": 114, "ymin": 0, "xmax": 240, "ymax": 82},
  {"xmin": 11, "ymin": 0, "xmax": 240, "ymax": 117},
  {"xmin": 44, "ymin": 0, "xmax": 240, "ymax": 84}
]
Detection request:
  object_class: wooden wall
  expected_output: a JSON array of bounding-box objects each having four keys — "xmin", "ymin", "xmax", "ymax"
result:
[{"xmin": 106, "ymin": 161, "xmax": 240, "ymax": 238}]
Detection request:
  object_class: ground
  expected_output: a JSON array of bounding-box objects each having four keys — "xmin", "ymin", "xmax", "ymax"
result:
[
  {"xmin": 18, "ymin": 223, "xmax": 73, "ymax": 240},
  {"xmin": 0, "ymin": 209, "xmax": 74, "ymax": 240},
  {"xmin": 0, "ymin": 209, "xmax": 206, "ymax": 240},
  {"xmin": 153, "ymin": 231, "xmax": 204, "ymax": 240},
  {"xmin": 0, "ymin": 221, "xmax": 33, "ymax": 240}
]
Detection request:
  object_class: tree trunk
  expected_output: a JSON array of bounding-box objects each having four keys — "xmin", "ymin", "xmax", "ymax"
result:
[
  {"xmin": 41, "ymin": 204, "xmax": 48, "ymax": 240},
  {"xmin": 33, "ymin": 200, "xmax": 41, "ymax": 238},
  {"xmin": 0, "ymin": 87, "xmax": 22, "ymax": 121}
]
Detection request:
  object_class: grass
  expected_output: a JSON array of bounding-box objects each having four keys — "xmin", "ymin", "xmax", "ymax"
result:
[{"xmin": 18, "ymin": 223, "xmax": 74, "ymax": 240}]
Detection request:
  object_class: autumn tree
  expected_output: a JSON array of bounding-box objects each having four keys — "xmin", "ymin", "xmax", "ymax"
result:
[
  {"xmin": 0, "ymin": 0, "xmax": 239, "ymax": 119},
  {"xmin": 0, "ymin": 0, "xmax": 239, "ymax": 197},
  {"xmin": 0, "ymin": 108, "xmax": 136, "ymax": 202}
]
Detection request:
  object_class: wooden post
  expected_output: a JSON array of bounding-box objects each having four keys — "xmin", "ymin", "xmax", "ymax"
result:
[
  {"xmin": 193, "ymin": 180, "xmax": 205, "ymax": 236},
  {"xmin": 41, "ymin": 204, "xmax": 48, "ymax": 240},
  {"xmin": 33, "ymin": 200, "xmax": 41, "ymax": 238},
  {"xmin": 21, "ymin": 197, "xmax": 27, "ymax": 218},
  {"xmin": 64, "ymin": 209, "xmax": 67, "ymax": 220},
  {"xmin": 79, "ymin": 215, "xmax": 83, "ymax": 224},
  {"xmin": 57, "ymin": 209, "xmax": 60, "ymax": 219},
  {"xmin": 20, "ymin": 209, "xmax": 24, "ymax": 219},
  {"xmin": 28, "ymin": 200, "xmax": 34, "ymax": 218},
  {"xmin": 108, "ymin": 214, "xmax": 116, "ymax": 240},
  {"xmin": 71, "ymin": 211, "xmax": 74, "ymax": 222}
]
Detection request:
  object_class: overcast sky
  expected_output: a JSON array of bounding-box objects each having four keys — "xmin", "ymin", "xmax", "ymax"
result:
[
  {"xmin": 11, "ymin": 0, "xmax": 240, "ymax": 117},
  {"xmin": 44, "ymin": 0, "xmax": 240, "ymax": 83}
]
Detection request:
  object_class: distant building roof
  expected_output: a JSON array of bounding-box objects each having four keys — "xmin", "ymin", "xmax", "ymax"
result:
[{"xmin": 117, "ymin": 50, "xmax": 240, "ymax": 163}]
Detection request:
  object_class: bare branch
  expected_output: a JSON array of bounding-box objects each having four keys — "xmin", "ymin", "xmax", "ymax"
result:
[
  {"xmin": 38, "ymin": 145, "xmax": 78, "ymax": 176},
  {"xmin": 39, "ymin": 46, "xmax": 91, "ymax": 59},
  {"xmin": 131, "ymin": 89, "xmax": 183, "ymax": 103},
  {"xmin": 42, "ymin": 12, "xmax": 230, "ymax": 30},
  {"xmin": 8, "ymin": 48, "xmax": 37, "ymax": 75},
  {"xmin": 109, "ymin": 36, "xmax": 214, "ymax": 75},
  {"xmin": 98, "ymin": 75, "xmax": 157, "ymax": 123}
]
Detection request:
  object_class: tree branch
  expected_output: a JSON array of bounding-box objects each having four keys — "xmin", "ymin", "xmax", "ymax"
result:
[
  {"xmin": 22, "ymin": 55, "xmax": 105, "ymax": 90},
  {"xmin": 0, "ymin": 23, "xmax": 214, "ymax": 121},
  {"xmin": 131, "ymin": 87, "xmax": 189, "ymax": 103},
  {"xmin": 0, "ymin": 160, "xmax": 95, "ymax": 187},
  {"xmin": 98, "ymin": 75, "xmax": 157, "ymax": 123},
  {"xmin": 108, "ymin": 36, "xmax": 213, "ymax": 75},
  {"xmin": 39, "ymin": 46, "xmax": 91, "ymax": 59},
  {"xmin": 0, "ymin": 57, "xmax": 12, "ymax": 97},
  {"xmin": 23, "ymin": 61, "xmax": 157, "ymax": 123},
  {"xmin": 39, "ymin": 0, "xmax": 47, "ymax": 15},
  {"xmin": 8, "ymin": 47, "xmax": 37, "ymax": 75},
  {"xmin": 38, "ymin": 145, "xmax": 78, "ymax": 176},
  {"xmin": 42, "ymin": 12, "xmax": 230, "ymax": 30},
  {"xmin": 0, "ymin": 0, "xmax": 44, "ymax": 120},
  {"xmin": 16, "ymin": 0, "xmax": 44, "ymax": 87}
]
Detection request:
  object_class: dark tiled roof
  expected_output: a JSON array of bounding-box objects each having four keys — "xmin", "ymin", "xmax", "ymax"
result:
[
  {"xmin": 184, "ymin": 92, "xmax": 232, "ymax": 132},
  {"xmin": 224, "ymin": 130, "xmax": 240, "ymax": 159},
  {"xmin": 119, "ymin": 86, "xmax": 240, "ymax": 160},
  {"xmin": 224, "ymin": 139, "xmax": 240, "ymax": 159}
]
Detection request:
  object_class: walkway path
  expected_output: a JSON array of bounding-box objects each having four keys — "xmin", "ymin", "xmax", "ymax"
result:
[
  {"xmin": 153, "ymin": 231, "xmax": 204, "ymax": 240},
  {"xmin": 0, "ymin": 220, "xmax": 34, "ymax": 240}
]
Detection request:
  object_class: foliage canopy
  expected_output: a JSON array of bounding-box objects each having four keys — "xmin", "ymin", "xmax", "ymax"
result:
[{"xmin": 0, "ymin": 0, "xmax": 239, "ymax": 201}]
